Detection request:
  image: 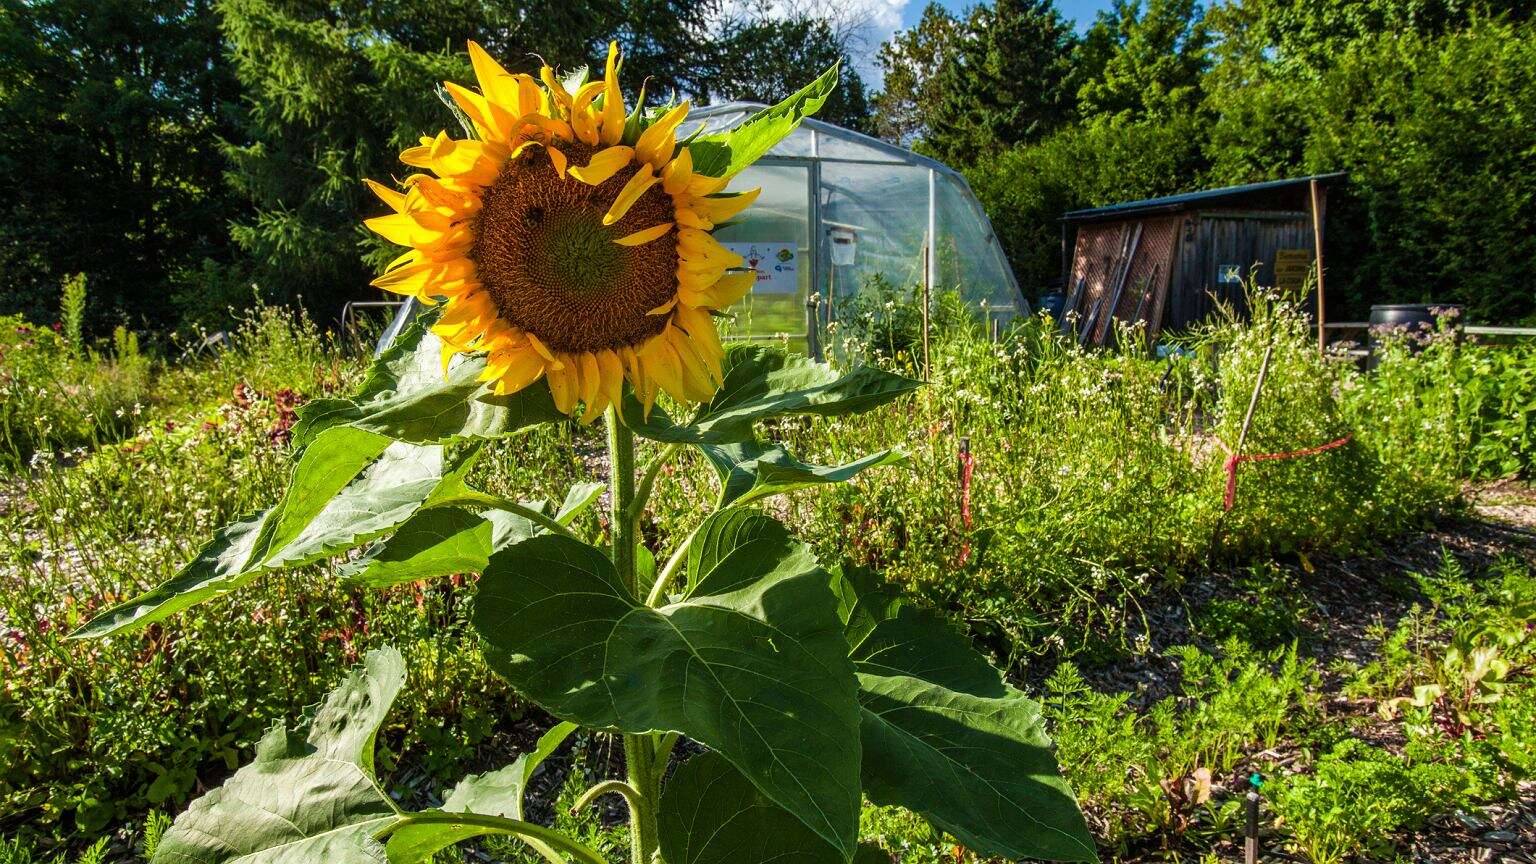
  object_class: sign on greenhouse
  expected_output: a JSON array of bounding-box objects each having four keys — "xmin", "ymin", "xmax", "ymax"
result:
[{"xmin": 726, "ymin": 242, "xmax": 799, "ymax": 294}]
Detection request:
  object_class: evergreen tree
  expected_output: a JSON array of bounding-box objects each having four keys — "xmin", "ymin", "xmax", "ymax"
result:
[
  {"xmin": 0, "ymin": 0, "xmax": 241, "ymax": 332},
  {"xmin": 873, "ymin": 3, "xmax": 962, "ymax": 145},
  {"xmin": 923, "ymin": 0, "xmax": 1078, "ymax": 165}
]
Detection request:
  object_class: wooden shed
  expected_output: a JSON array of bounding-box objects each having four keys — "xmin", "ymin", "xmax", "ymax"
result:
[{"xmin": 1058, "ymin": 173, "xmax": 1342, "ymax": 346}]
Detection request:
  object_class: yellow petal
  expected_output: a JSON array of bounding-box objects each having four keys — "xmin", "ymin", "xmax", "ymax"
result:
[
  {"xmin": 600, "ymin": 42, "xmax": 625, "ymax": 145},
  {"xmin": 678, "ymin": 228, "xmax": 745, "ymax": 267},
  {"xmin": 639, "ymin": 335, "xmax": 688, "ymax": 404},
  {"xmin": 675, "ymin": 303, "xmax": 724, "ymax": 379},
  {"xmin": 668, "ymin": 325, "xmax": 719, "ymax": 401},
  {"xmin": 523, "ymin": 330, "xmax": 557, "ymax": 363},
  {"xmin": 596, "ymin": 349, "xmax": 624, "ymax": 412},
  {"xmin": 371, "ymin": 256, "xmax": 477, "ymax": 297},
  {"xmin": 614, "ymin": 222, "xmax": 673, "ymax": 246},
  {"xmin": 635, "ymin": 102, "xmax": 690, "ymax": 168},
  {"xmin": 546, "ymin": 359, "xmax": 578, "ymax": 414},
  {"xmin": 569, "ymin": 146, "xmax": 635, "ymax": 186},
  {"xmin": 661, "ymin": 147, "xmax": 694, "ymax": 195},
  {"xmin": 445, "ymin": 80, "xmax": 515, "ymax": 143},
  {"xmin": 603, "ymin": 168, "xmax": 658, "ymax": 225},
  {"xmin": 514, "ymin": 74, "xmax": 543, "ymax": 116},
  {"xmin": 577, "ymin": 352, "xmax": 605, "ymax": 423},
  {"xmin": 467, "ymin": 41, "xmax": 521, "ymax": 114},
  {"xmin": 365, "ymin": 214, "xmax": 432, "ymax": 249},
  {"xmin": 680, "ymin": 270, "xmax": 755, "ymax": 309},
  {"xmin": 571, "ymin": 80, "xmax": 606, "ymax": 145},
  {"xmin": 686, "ymin": 188, "xmax": 761, "ymax": 228},
  {"xmin": 493, "ymin": 349, "xmax": 548, "ymax": 395},
  {"xmin": 646, "ymin": 297, "xmax": 679, "ymax": 316},
  {"xmin": 540, "ymin": 66, "xmax": 572, "ymax": 116},
  {"xmin": 364, "ymin": 179, "xmax": 407, "ymax": 214},
  {"xmin": 545, "ymin": 144, "xmax": 568, "ymax": 179}
]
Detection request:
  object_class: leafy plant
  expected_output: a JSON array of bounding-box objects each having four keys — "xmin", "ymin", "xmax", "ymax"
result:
[{"xmin": 71, "ymin": 294, "xmax": 1095, "ymax": 860}]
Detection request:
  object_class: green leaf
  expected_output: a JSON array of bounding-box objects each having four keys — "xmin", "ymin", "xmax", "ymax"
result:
[
  {"xmin": 342, "ymin": 478, "xmax": 601, "ymax": 588},
  {"xmin": 700, "ymin": 441, "xmax": 908, "ymax": 506},
  {"xmin": 622, "ymin": 345, "xmax": 920, "ymax": 445},
  {"xmin": 554, "ymin": 481, "xmax": 605, "ymax": 524},
  {"xmin": 474, "ymin": 528, "xmax": 862, "ymax": 858},
  {"xmin": 683, "ymin": 506, "xmax": 813, "ymax": 597},
  {"xmin": 658, "ymin": 753, "xmax": 844, "ymax": 864},
  {"xmin": 386, "ymin": 722, "xmax": 579, "ymax": 863},
  {"xmin": 150, "ymin": 648, "xmax": 406, "ymax": 863},
  {"xmin": 338, "ymin": 507, "xmax": 493, "ymax": 588},
  {"xmin": 836, "ymin": 571, "xmax": 1098, "ymax": 863},
  {"xmin": 73, "ymin": 429, "xmax": 466, "ymax": 638},
  {"xmin": 293, "ymin": 310, "xmax": 565, "ymax": 447},
  {"xmin": 687, "ymin": 63, "xmax": 840, "ymax": 178}
]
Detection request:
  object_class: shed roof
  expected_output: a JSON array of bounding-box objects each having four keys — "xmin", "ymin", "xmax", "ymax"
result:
[{"xmin": 1060, "ymin": 173, "xmax": 1346, "ymax": 224}]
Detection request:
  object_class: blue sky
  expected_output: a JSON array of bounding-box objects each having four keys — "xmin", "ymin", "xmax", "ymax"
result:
[{"xmin": 899, "ymin": 0, "xmax": 1115, "ymax": 31}]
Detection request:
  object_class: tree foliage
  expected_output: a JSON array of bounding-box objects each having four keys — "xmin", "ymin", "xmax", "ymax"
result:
[
  {"xmin": 882, "ymin": 0, "xmax": 1536, "ymax": 321},
  {"xmin": 0, "ymin": 0, "xmax": 241, "ymax": 333}
]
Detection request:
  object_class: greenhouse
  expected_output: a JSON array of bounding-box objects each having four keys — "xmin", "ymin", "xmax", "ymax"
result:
[
  {"xmin": 378, "ymin": 106, "xmax": 1026, "ymax": 354},
  {"xmin": 678, "ymin": 103, "xmax": 1027, "ymax": 347}
]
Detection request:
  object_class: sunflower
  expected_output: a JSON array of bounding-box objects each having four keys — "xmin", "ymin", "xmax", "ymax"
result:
[{"xmin": 365, "ymin": 41, "xmax": 762, "ymax": 422}]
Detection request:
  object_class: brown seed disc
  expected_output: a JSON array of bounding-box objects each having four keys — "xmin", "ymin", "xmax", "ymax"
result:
[{"xmin": 471, "ymin": 139, "xmax": 679, "ymax": 354}]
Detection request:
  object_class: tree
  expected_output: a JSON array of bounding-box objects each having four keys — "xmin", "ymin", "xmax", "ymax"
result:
[
  {"xmin": 709, "ymin": 9, "xmax": 873, "ymax": 131},
  {"xmin": 0, "ymin": 0, "xmax": 242, "ymax": 333},
  {"xmin": 1075, "ymin": 0, "xmax": 1209, "ymax": 120},
  {"xmin": 218, "ymin": 0, "xmax": 721, "ymax": 326},
  {"xmin": 923, "ymin": 0, "xmax": 1079, "ymax": 165},
  {"xmin": 873, "ymin": 3, "xmax": 962, "ymax": 145}
]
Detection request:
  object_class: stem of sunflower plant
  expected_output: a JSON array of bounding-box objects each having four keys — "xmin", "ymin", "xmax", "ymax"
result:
[{"xmin": 606, "ymin": 407, "xmax": 661, "ymax": 864}]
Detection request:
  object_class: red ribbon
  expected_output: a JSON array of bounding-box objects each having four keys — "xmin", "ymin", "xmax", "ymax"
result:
[{"xmin": 1221, "ymin": 434, "xmax": 1354, "ymax": 511}]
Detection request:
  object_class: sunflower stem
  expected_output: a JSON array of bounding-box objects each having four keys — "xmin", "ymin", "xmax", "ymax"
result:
[{"xmin": 606, "ymin": 408, "xmax": 660, "ymax": 864}]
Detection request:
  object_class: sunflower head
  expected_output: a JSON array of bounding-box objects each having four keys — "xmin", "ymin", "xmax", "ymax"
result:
[{"xmin": 365, "ymin": 41, "xmax": 773, "ymax": 423}]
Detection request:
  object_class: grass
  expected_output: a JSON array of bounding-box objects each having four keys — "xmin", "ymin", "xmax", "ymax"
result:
[{"xmin": 1, "ymin": 293, "xmax": 1533, "ymax": 862}]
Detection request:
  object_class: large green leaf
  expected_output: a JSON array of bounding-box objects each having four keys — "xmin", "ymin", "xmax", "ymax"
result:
[
  {"xmin": 152, "ymin": 649, "xmax": 601, "ymax": 864},
  {"xmin": 700, "ymin": 441, "xmax": 908, "ymax": 507},
  {"xmin": 837, "ymin": 570, "xmax": 1098, "ymax": 863},
  {"xmin": 621, "ymin": 345, "xmax": 920, "ymax": 445},
  {"xmin": 150, "ymin": 648, "xmax": 406, "ymax": 863},
  {"xmin": 658, "ymin": 753, "xmax": 843, "ymax": 864},
  {"xmin": 342, "ymin": 482, "xmax": 605, "ymax": 587},
  {"xmin": 474, "ymin": 524, "xmax": 862, "ymax": 859},
  {"xmin": 385, "ymin": 721, "xmax": 578, "ymax": 863},
  {"xmin": 687, "ymin": 64, "xmax": 840, "ymax": 178},
  {"xmin": 293, "ymin": 310, "xmax": 565, "ymax": 448},
  {"xmin": 72, "ymin": 428, "xmax": 469, "ymax": 638}
]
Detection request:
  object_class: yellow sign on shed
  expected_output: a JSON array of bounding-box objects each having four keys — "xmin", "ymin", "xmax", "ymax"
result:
[{"xmin": 1274, "ymin": 249, "xmax": 1314, "ymax": 292}]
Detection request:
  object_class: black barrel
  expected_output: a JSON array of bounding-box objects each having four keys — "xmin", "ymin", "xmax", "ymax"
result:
[{"xmin": 1367, "ymin": 303, "xmax": 1463, "ymax": 367}]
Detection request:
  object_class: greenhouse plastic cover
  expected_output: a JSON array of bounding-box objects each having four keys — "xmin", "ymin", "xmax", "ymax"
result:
[{"xmin": 679, "ymin": 104, "xmax": 1026, "ymax": 344}]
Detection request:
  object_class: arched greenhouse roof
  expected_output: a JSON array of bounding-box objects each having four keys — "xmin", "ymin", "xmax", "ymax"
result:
[{"xmin": 678, "ymin": 103, "xmax": 1027, "ymax": 347}]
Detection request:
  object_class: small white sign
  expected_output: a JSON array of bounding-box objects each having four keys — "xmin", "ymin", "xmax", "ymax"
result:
[{"xmin": 725, "ymin": 243, "xmax": 799, "ymax": 295}]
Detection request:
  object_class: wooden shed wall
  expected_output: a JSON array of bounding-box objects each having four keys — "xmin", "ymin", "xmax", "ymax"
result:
[{"xmin": 1166, "ymin": 212, "xmax": 1317, "ymax": 331}]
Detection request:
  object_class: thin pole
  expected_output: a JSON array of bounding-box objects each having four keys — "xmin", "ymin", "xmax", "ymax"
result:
[
  {"xmin": 920, "ymin": 242, "xmax": 932, "ymax": 381},
  {"xmin": 1309, "ymin": 178, "xmax": 1326, "ymax": 353}
]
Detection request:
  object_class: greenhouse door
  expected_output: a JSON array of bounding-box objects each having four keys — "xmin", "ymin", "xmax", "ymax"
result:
[{"xmin": 708, "ymin": 158, "xmax": 816, "ymax": 350}]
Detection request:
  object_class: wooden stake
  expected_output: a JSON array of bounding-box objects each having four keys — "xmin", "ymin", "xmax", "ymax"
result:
[{"xmin": 1310, "ymin": 178, "xmax": 1327, "ymax": 353}]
